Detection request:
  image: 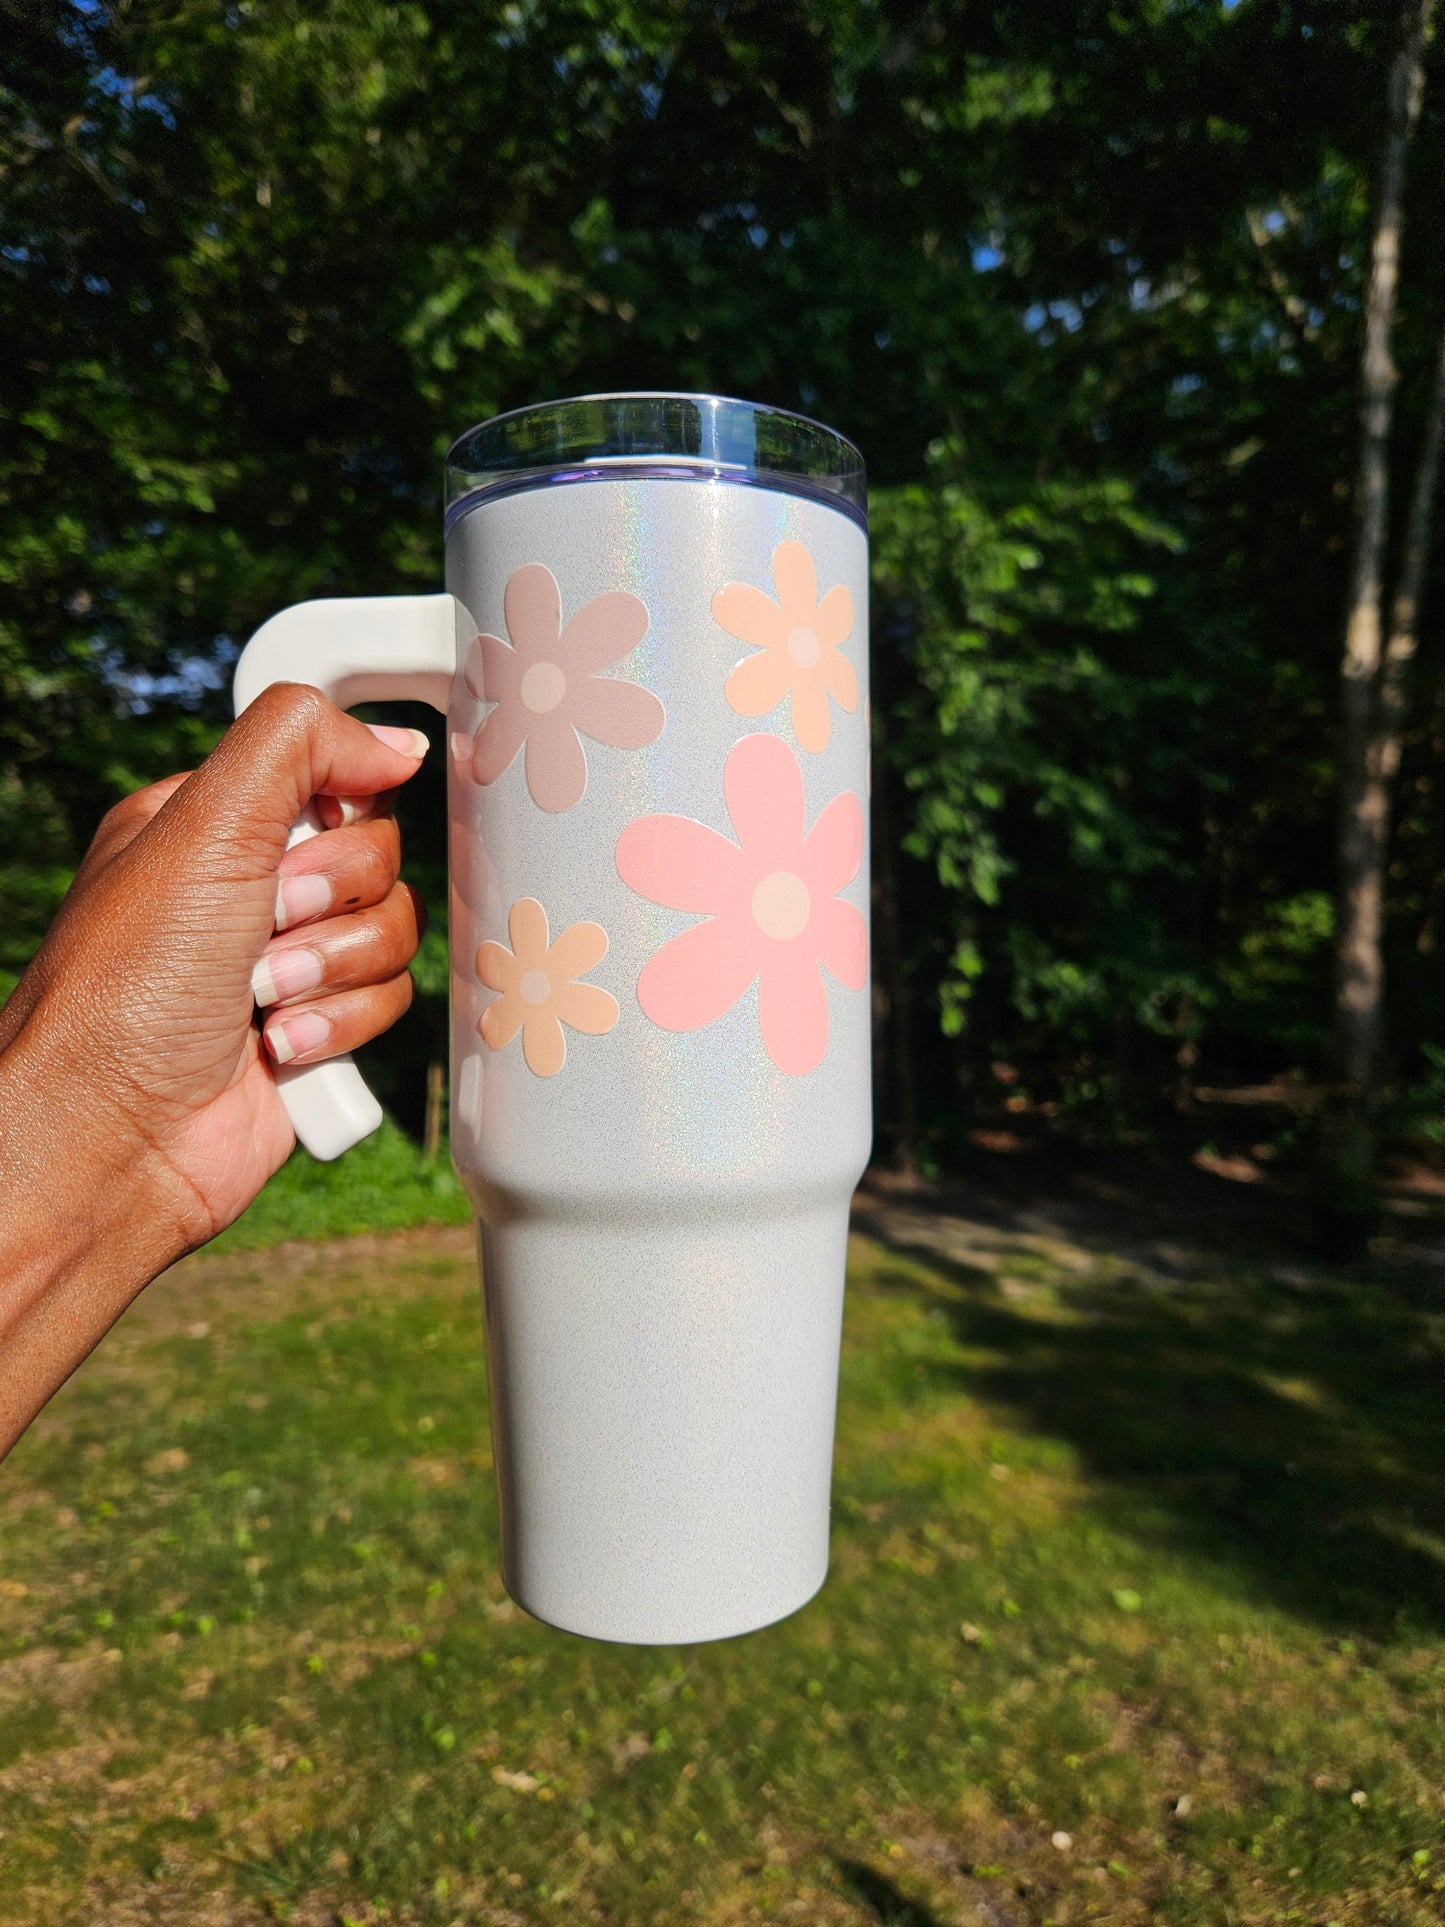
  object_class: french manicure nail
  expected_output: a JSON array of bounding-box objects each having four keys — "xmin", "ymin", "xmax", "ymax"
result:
[
  {"xmin": 265, "ymin": 1008, "xmax": 331, "ymax": 1064},
  {"xmin": 317, "ymin": 794, "xmax": 375, "ymax": 829},
  {"xmin": 367, "ymin": 723, "xmax": 430, "ymax": 758},
  {"xmin": 275, "ymin": 872, "xmax": 332, "ymax": 930},
  {"xmin": 251, "ymin": 945, "xmax": 325, "ymax": 1008}
]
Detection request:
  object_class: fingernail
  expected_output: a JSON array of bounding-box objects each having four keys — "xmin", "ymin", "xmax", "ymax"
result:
[
  {"xmin": 318, "ymin": 795, "xmax": 373, "ymax": 830},
  {"xmin": 275, "ymin": 872, "xmax": 332, "ymax": 930},
  {"xmin": 251, "ymin": 944, "xmax": 324, "ymax": 1008},
  {"xmin": 367, "ymin": 723, "xmax": 430, "ymax": 758},
  {"xmin": 265, "ymin": 1008, "xmax": 331, "ymax": 1064}
]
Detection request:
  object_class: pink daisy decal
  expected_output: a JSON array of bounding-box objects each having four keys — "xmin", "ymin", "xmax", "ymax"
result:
[
  {"xmin": 463, "ymin": 564, "xmax": 664, "ymax": 812},
  {"xmin": 714, "ymin": 539, "xmax": 858, "ymax": 753},
  {"xmin": 615, "ymin": 733, "xmax": 867, "ymax": 1075}
]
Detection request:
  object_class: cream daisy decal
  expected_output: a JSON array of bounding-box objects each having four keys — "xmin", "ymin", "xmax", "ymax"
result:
[
  {"xmin": 478, "ymin": 898, "xmax": 619, "ymax": 1078},
  {"xmin": 714, "ymin": 539, "xmax": 858, "ymax": 753}
]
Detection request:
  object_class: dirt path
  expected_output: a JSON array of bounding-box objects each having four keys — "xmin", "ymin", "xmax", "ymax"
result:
[{"xmin": 854, "ymin": 1152, "xmax": 1445, "ymax": 1287}]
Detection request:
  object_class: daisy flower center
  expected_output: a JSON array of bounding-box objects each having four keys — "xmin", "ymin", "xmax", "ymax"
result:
[
  {"xmin": 786, "ymin": 624, "xmax": 821, "ymax": 669},
  {"xmin": 520, "ymin": 661, "xmax": 568, "ymax": 713},
  {"xmin": 519, "ymin": 968, "xmax": 553, "ymax": 1007},
  {"xmin": 752, "ymin": 870, "xmax": 812, "ymax": 942}
]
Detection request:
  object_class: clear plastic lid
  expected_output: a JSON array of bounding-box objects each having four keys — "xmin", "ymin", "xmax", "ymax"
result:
[{"xmin": 444, "ymin": 391, "xmax": 866, "ymax": 529}]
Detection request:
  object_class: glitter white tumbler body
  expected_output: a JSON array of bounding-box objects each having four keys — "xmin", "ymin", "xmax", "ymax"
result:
[{"xmin": 234, "ymin": 395, "xmax": 871, "ymax": 1643}]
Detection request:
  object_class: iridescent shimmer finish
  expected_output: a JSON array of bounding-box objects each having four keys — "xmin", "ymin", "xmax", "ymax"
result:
[{"xmin": 446, "ymin": 468, "xmax": 870, "ymax": 1644}]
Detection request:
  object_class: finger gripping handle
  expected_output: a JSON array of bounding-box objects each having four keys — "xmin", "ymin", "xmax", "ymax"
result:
[{"xmin": 233, "ymin": 594, "xmax": 457, "ymax": 1161}]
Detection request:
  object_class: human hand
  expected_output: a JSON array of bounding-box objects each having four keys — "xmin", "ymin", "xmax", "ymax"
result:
[{"xmin": 0, "ymin": 685, "xmax": 429, "ymax": 1449}]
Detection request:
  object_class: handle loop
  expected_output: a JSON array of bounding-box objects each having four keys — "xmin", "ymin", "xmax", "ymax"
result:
[{"xmin": 233, "ymin": 594, "xmax": 457, "ymax": 1160}]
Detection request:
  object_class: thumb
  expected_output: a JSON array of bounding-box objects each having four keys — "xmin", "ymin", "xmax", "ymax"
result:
[{"xmin": 157, "ymin": 684, "xmax": 430, "ymax": 869}]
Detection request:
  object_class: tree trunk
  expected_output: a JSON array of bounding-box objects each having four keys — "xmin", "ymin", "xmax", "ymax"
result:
[
  {"xmin": 1322, "ymin": 0, "xmax": 1434, "ymax": 1247},
  {"xmin": 871, "ymin": 755, "xmax": 919, "ymax": 1174},
  {"xmin": 424, "ymin": 1058, "xmax": 446, "ymax": 1160},
  {"xmin": 1375, "ymin": 316, "xmax": 1445, "ymax": 796}
]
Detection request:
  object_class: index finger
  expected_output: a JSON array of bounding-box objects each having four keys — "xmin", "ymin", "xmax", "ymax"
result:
[
  {"xmin": 159, "ymin": 685, "xmax": 429, "ymax": 868},
  {"xmin": 79, "ymin": 772, "xmax": 196, "ymax": 877}
]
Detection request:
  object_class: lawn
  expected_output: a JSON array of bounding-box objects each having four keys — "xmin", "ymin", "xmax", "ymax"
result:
[
  {"xmin": 207, "ymin": 1123, "xmax": 471, "ymax": 1253},
  {"xmin": 2, "ymin": 1180, "xmax": 1444, "ymax": 1924}
]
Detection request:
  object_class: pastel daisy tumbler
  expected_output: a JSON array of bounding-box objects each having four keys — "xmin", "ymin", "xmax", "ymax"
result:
[{"xmin": 233, "ymin": 394, "xmax": 871, "ymax": 1642}]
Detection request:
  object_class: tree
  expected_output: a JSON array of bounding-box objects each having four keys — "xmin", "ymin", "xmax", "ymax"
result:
[
  {"xmin": 5, "ymin": 0, "xmax": 1445, "ymax": 1182},
  {"xmin": 1323, "ymin": 0, "xmax": 1437, "ymax": 1246}
]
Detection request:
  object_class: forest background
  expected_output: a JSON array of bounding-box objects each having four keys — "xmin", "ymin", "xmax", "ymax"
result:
[{"xmin": 6, "ymin": 0, "xmax": 1445, "ymax": 1222}]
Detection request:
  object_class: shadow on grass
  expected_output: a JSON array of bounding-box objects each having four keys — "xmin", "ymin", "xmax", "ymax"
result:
[
  {"xmin": 835, "ymin": 1858, "xmax": 948, "ymax": 1926},
  {"xmin": 860, "ymin": 1206, "xmax": 1445, "ymax": 1635}
]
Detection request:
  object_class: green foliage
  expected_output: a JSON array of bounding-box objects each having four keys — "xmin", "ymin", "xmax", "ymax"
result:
[
  {"xmin": 209, "ymin": 1119, "xmax": 470, "ymax": 1252},
  {"xmin": 1219, "ymin": 890, "xmax": 1337, "ymax": 1056},
  {"xmin": 873, "ymin": 449, "xmax": 1188, "ymax": 1051},
  {"xmin": 1395, "ymin": 1042, "xmax": 1445, "ymax": 1147},
  {"xmin": 4, "ymin": 0, "xmax": 1445, "ymax": 1156}
]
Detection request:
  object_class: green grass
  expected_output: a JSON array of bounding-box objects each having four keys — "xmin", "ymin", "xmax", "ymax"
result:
[
  {"xmin": 210, "ymin": 1120, "xmax": 471, "ymax": 1251},
  {"xmin": 2, "ymin": 1218, "xmax": 1444, "ymax": 1924}
]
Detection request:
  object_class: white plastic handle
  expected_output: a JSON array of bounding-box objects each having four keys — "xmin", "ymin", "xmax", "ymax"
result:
[{"xmin": 233, "ymin": 594, "xmax": 458, "ymax": 1160}]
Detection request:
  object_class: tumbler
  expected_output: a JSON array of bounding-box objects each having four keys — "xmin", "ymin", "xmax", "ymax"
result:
[{"xmin": 234, "ymin": 393, "xmax": 871, "ymax": 1642}]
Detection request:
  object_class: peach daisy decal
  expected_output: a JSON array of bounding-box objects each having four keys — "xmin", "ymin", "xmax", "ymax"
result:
[
  {"xmin": 463, "ymin": 564, "xmax": 664, "ymax": 812},
  {"xmin": 478, "ymin": 897, "xmax": 619, "ymax": 1078},
  {"xmin": 615, "ymin": 733, "xmax": 866, "ymax": 1075},
  {"xmin": 714, "ymin": 539, "xmax": 858, "ymax": 753}
]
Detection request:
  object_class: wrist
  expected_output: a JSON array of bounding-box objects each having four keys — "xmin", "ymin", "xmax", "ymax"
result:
[
  {"xmin": 0, "ymin": 1012, "xmax": 196, "ymax": 1266},
  {"xmin": 0, "ymin": 1018, "xmax": 191, "ymax": 1453}
]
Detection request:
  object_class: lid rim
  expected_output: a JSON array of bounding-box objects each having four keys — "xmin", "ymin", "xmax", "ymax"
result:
[{"xmin": 444, "ymin": 391, "xmax": 864, "ymax": 504}]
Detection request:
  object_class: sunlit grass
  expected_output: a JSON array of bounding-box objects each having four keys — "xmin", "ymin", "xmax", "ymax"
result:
[
  {"xmin": 1, "ymin": 1225, "xmax": 1443, "ymax": 1923},
  {"xmin": 210, "ymin": 1119, "xmax": 470, "ymax": 1252}
]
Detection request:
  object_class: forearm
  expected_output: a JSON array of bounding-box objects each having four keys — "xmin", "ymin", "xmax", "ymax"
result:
[
  {"xmin": 0, "ymin": 692, "xmax": 427, "ymax": 1456},
  {"xmin": 0, "ymin": 1023, "xmax": 187, "ymax": 1457}
]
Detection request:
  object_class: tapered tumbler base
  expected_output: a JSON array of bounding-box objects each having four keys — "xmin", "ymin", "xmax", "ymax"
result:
[{"xmin": 476, "ymin": 1200, "xmax": 850, "ymax": 1645}]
